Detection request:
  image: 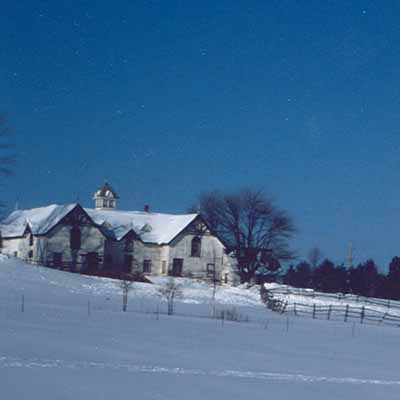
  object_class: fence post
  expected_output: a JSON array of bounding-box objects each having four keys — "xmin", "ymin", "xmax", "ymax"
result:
[
  {"xmin": 87, "ymin": 300, "xmax": 91, "ymax": 318},
  {"xmin": 360, "ymin": 306, "xmax": 365, "ymax": 324},
  {"xmin": 294, "ymin": 303, "xmax": 297, "ymax": 316},
  {"xmin": 344, "ymin": 304, "xmax": 349, "ymax": 322},
  {"xmin": 327, "ymin": 304, "xmax": 332, "ymax": 320},
  {"xmin": 312, "ymin": 304, "xmax": 316, "ymax": 319},
  {"xmin": 280, "ymin": 301, "xmax": 288, "ymax": 314},
  {"xmin": 21, "ymin": 294, "xmax": 25, "ymax": 313},
  {"xmin": 381, "ymin": 312, "xmax": 387, "ymax": 324}
]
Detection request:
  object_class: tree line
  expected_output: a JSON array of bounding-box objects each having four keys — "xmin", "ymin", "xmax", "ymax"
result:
[{"xmin": 283, "ymin": 256, "xmax": 400, "ymax": 300}]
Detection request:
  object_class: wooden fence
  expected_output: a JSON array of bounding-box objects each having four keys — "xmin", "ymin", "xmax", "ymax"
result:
[
  {"xmin": 266, "ymin": 297, "xmax": 400, "ymax": 327},
  {"xmin": 266, "ymin": 286, "xmax": 400, "ymax": 311}
]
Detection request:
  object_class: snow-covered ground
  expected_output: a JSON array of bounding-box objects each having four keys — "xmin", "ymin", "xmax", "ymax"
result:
[
  {"xmin": 0, "ymin": 256, "xmax": 399, "ymax": 399},
  {"xmin": 264, "ymin": 283, "xmax": 400, "ymax": 322}
]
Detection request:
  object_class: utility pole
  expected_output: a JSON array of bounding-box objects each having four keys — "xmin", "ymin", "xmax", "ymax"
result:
[{"xmin": 348, "ymin": 241, "xmax": 353, "ymax": 268}]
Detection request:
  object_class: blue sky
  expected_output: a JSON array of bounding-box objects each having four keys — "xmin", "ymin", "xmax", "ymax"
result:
[{"xmin": 1, "ymin": 1, "xmax": 400, "ymax": 269}]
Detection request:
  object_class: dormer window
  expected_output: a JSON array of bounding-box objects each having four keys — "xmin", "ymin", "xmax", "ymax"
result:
[{"xmin": 141, "ymin": 224, "xmax": 152, "ymax": 233}]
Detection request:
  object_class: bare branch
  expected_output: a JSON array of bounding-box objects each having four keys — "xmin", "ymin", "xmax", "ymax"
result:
[{"xmin": 191, "ymin": 188, "xmax": 296, "ymax": 283}]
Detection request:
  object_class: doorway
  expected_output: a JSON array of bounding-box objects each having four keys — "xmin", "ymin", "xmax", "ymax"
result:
[
  {"xmin": 86, "ymin": 252, "xmax": 99, "ymax": 271},
  {"xmin": 172, "ymin": 258, "xmax": 183, "ymax": 277}
]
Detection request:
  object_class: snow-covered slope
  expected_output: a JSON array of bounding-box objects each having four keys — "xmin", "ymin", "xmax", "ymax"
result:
[{"xmin": 0, "ymin": 256, "xmax": 399, "ymax": 399}]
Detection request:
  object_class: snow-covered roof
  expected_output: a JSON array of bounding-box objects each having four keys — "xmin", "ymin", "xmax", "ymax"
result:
[
  {"xmin": 94, "ymin": 182, "xmax": 119, "ymax": 199},
  {"xmin": 0, "ymin": 203, "xmax": 199, "ymax": 245},
  {"xmin": 85, "ymin": 208, "xmax": 198, "ymax": 243},
  {"xmin": 0, "ymin": 204, "xmax": 77, "ymax": 238}
]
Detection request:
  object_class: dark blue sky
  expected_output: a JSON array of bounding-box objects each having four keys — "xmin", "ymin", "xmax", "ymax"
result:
[{"xmin": 2, "ymin": 1, "xmax": 400, "ymax": 268}]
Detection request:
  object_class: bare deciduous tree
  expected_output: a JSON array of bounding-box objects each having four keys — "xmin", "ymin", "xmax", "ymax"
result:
[
  {"xmin": 210, "ymin": 243, "xmax": 219, "ymax": 319},
  {"xmin": 158, "ymin": 277, "xmax": 183, "ymax": 315},
  {"xmin": 117, "ymin": 278, "xmax": 134, "ymax": 312},
  {"xmin": 0, "ymin": 115, "xmax": 16, "ymax": 213},
  {"xmin": 190, "ymin": 188, "xmax": 296, "ymax": 283}
]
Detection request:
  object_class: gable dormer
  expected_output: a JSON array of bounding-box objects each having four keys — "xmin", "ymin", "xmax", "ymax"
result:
[{"xmin": 93, "ymin": 182, "xmax": 119, "ymax": 210}]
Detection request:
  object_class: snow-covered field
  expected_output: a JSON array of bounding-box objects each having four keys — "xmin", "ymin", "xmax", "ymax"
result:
[{"xmin": 0, "ymin": 256, "xmax": 399, "ymax": 399}]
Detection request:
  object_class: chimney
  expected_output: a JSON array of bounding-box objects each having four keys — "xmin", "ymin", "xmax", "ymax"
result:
[{"xmin": 144, "ymin": 204, "xmax": 150, "ymax": 212}]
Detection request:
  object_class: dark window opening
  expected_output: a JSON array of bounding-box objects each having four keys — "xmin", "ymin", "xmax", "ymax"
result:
[
  {"xmin": 143, "ymin": 259, "xmax": 152, "ymax": 273},
  {"xmin": 70, "ymin": 226, "xmax": 81, "ymax": 250},
  {"xmin": 28, "ymin": 250, "xmax": 33, "ymax": 259},
  {"xmin": 104, "ymin": 254, "xmax": 113, "ymax": 269},
  {"xmin": 29, "ymin": 234, "xmax": 34, "ymax": 246},
  {"xmin": 191, "ymin": 237, "xmax": 202, "ymax": 257},
  {"xmin": 124, "ymin": 239, "xmax": 134, "ymax": 252},
  {"xmin": 14, "ymin": 251, "xmax": 18, "ymax": 257},
  {"xmin": 123, "ymin": 255, "xmax": 133, "ymax": 273},
  {"xmin": 207, "ymin": 263, "xmax": 215, "ymax": 278},
  {"xmin": 224, "ymin": 273, "xmax": 228, "ymax": 284},
  {"xmin": 53, "ymin": 252, "xmax": 63, "ymax": 268}
]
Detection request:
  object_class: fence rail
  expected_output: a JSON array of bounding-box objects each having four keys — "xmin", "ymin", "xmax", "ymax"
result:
[
  {"xmin": 266, "ymin": 286, "xmax": 400, "ymax": 311},
  {"xmin": 266, "ymin": 297, "xmax": 400, "ymax": 327}
]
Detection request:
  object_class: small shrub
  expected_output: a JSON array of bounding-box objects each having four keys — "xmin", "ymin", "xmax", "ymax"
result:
[{"xmin": 219, "ymin": 307, "xmax": 250, "ymax": 323}]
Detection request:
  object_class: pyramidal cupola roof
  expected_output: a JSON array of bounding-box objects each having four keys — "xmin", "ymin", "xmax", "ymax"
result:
[{"xmin": 94, "ymin": 182, "xmax": 119, "ymax": 199}]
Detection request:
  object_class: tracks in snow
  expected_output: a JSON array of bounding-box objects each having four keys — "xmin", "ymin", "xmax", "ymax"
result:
[{"xmin": 0, "ymin": 355, "xmax": 398, "ymax": 386}]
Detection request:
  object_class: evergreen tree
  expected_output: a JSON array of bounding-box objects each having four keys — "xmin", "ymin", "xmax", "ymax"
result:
[{"xmin": 387, "ymin": 257, "xmax": 400, "ymax": 300}]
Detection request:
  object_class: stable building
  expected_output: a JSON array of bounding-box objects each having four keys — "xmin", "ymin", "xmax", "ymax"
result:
[{"xmin": 0, "ymin": 183, "xmax": 237, "ymax": 284}]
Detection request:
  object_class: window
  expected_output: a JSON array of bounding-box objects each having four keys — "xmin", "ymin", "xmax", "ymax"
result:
[
  {"xmin": 28, "ymin": 250, "xmax": 33, "ymax": 259},
  {"xmin": 53, "ymin": 253, "xmax": 63, "ymax": 268},
  {"xmin": 29, "ymin": 234, "xmax": 34, "ymax": 246},
  {"xmin": 70, "ymin": 226, "xmax": 81, "ymax": 250},
  {"xmin": 103, "ymin": 199, "xmax": 108, "ymax": 208},
  {"xmin": 14, "ymin": 251, "xmax": 18, "ymax": 257},
  {"xmin": 104, "ymin": 254, "xmax": 113, "ymax": 269},
  {"xmin": 224, "ymin": 273, "xmax": 228, "ymax": 284},
  {"xmin": 161, "ymin": 260, "xmax": 167, "ymax": 274},
  {"xmin": 123, "ymin": 255, "xmax": 133, "ymax": 273},
  {"xmin": 207, "ymin": 263, "xmax": 215, "ymax": 278},
  {"xmin": 124, "ymin": 239, "xmax": 134, "ymax": 252},
  {"xmin": 143, "ymin": 259, "xmax": 152, "ymax": 273},
  {"xmin": 191, "ymin": 237, "xmax": 201, "ymax": 257}
]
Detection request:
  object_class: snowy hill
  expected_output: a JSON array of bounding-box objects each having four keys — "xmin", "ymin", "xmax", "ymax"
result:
[{"xmin": 0, "ymin": 256, "xmax": 399, "ymax": 399}]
